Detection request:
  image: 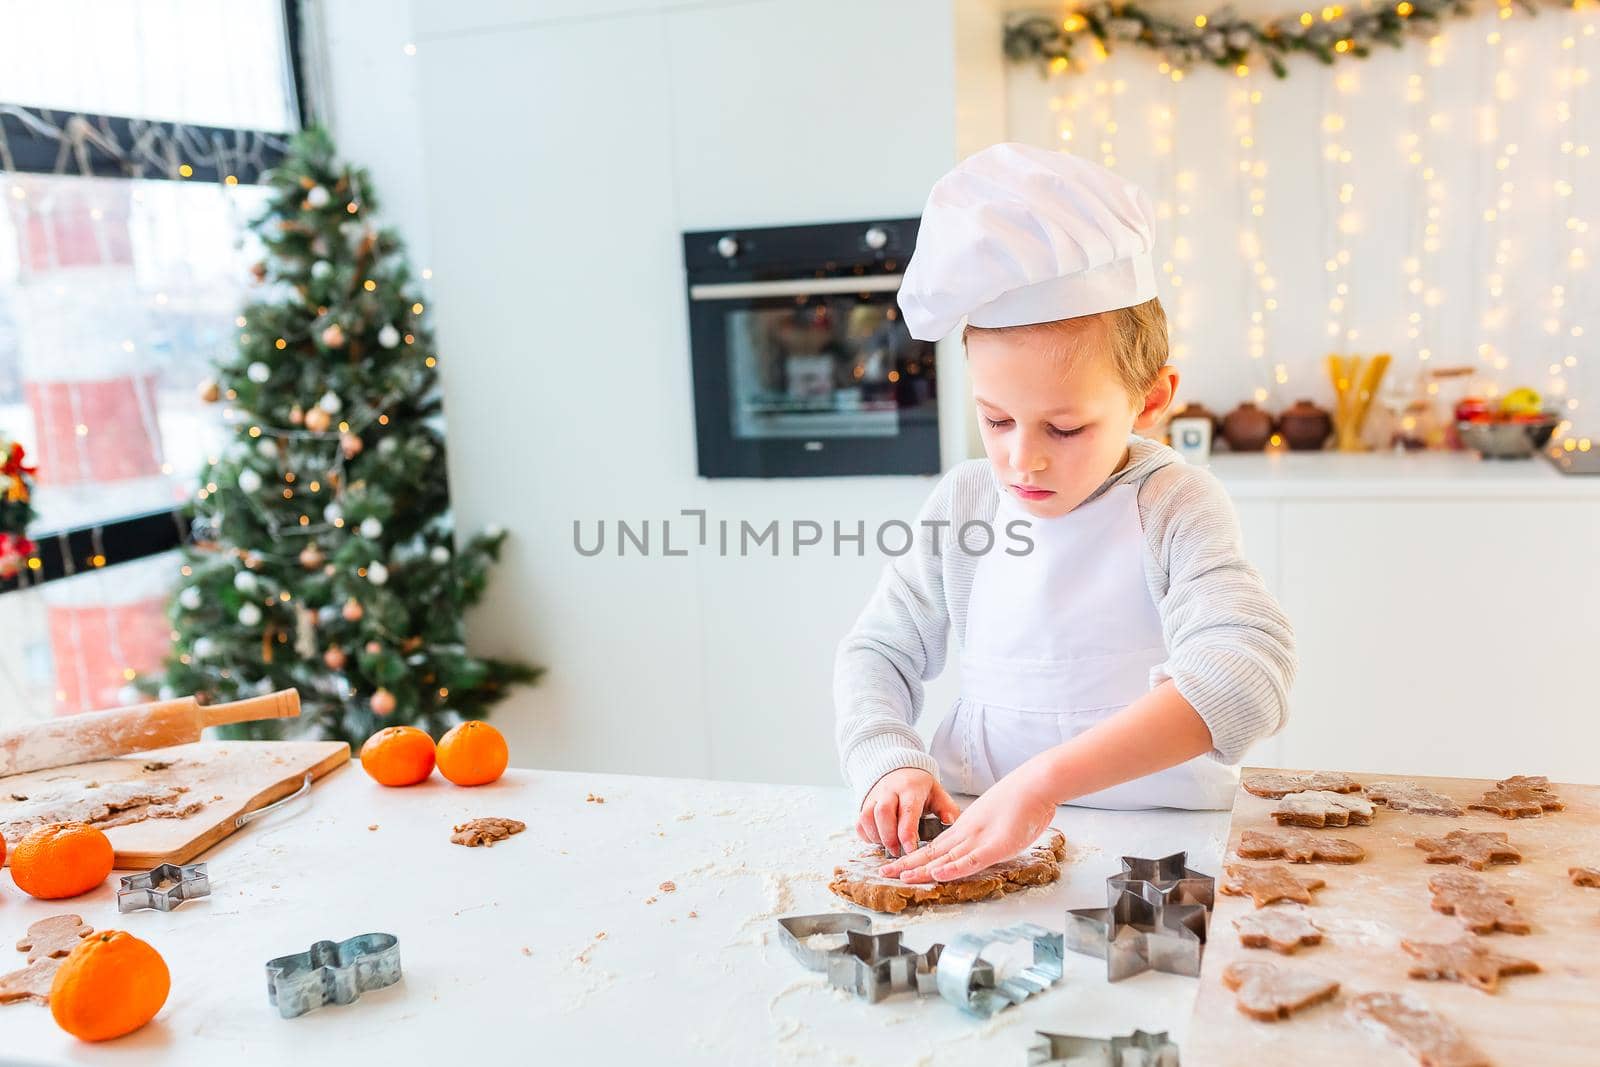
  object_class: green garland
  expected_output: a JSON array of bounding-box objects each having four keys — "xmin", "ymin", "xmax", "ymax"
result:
[{"xmin": 1005, "ymin": 0, "xmax": 1575, "ymax": 79}]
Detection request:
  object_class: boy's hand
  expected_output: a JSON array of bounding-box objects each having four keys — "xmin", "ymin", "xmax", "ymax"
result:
[
  {"xmin": 877, "ymin": 763, "xmax": 1056, "ymax": 882},
  {"xmin": 857, "ymin": 768, "xmax": 961, "ymax": 858}
]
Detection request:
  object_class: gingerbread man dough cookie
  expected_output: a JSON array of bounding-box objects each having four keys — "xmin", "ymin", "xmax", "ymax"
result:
[
  {"xmin": 1242, "ymin": 771, "xmax": 1362, "ymax": 799},
  {"xmin": 0, "ymin": 958, "xmax": 59, "ymax": 1005},
  {"xmin": 1234, "ymin": 909, "xmax": 1324, "ymax": 954},
  {"xmin": 1414, "ymin": 829, "xmax": 1521, "ymax": 870},
  {"xmin": 1402, "ymin": 937, "xmax": 1540, "ymax": 994},
  {"xmin": 1468, "ymin": 774, "xmax": 1563, "ymax": 819},
  {"xmin": 1271, "ymin": 790, "xmax": 1374, "ymax": 828},
  {"xmin": 1348, "ymin": 992, "xmax": 1490, "ymax": 1067},
  {"xmin": 1239, "ymin": 829, "xmax": 1364, "ymax": 864},
  {"xmin": 1221, "ymin": 960, "xmax": 1340, "ymax": 1021},
  {"xmin": 14, "ymin": 915, "xmax": 92, "ymax": 963},
  {"xmin": 1427, "ymin": 869, "xmax": 1530, "ymax": 935},
  {"xmin": 1366, "ymin": 780, "xmax": 1463, "ymax": 817},
  {"xmin": 1222, "ymin": 864, "xmax": 1326, "ymax": 907}
]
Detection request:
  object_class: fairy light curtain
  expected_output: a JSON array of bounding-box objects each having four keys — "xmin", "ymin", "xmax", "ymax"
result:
[{"xmin": 1006, "ymin": 6, "xmax": 1598, "ymax": 448}]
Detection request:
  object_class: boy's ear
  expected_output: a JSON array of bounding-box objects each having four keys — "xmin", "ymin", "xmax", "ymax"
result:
[{"xmin": 1133, "ymin": 366, "xmax": 1180, "ymax": 432}]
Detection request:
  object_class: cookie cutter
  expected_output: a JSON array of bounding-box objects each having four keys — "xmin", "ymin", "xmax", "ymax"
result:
[
  {"xmin": 116, "ymin": 862, "xmax": 210, "ymax": 913},
  {"xmin": 776, "ymin": 913, "xmax": 874, "ymax": 971},
  {"xmin": 936, "ymin": 921, "xmax": 1063, "ymax": 1018},
  {"xmin": 826, "ymin": 929, "xmax": 943, "ymax": 1003},
  {"xmin": 265, "ymin": 932, "xmax": 402, "ymax": 1018},
  {"xmin": 1027, "ymin": 1028, "xmax": 1180, "ymax": 1066},
  {"xmin": 1065, "ymin": 888, "xmax": 1208, "ymax": 982},
  {"xmin": 1107, "ymin": 852, "xmax": 1214, "ymax": 913}
]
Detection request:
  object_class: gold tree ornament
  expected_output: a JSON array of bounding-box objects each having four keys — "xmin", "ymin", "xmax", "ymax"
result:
[{"xmin": 1327, "ymin": 353, "xmax": 1391, "ymax": 451}]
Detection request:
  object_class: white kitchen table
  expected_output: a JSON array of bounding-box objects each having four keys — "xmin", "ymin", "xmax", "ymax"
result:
[{"xmin": 1, "ymin": 764, "xmax": 1230, "ymax": 1066}]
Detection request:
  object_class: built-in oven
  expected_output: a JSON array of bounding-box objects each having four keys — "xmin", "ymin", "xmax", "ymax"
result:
[{"xmin": 682, "ymin": 218, "xmax": 938, "ymax": 478}]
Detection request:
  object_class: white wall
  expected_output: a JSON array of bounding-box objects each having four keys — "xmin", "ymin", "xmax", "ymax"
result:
[{"xmin": 320, "ymin": 0, "xmax": 970, "ymax": 785}]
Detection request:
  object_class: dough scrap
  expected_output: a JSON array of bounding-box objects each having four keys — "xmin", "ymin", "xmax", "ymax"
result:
[
  {"xmin": 1220, "ymin": 960, "xmax": 1339, "ymax": 1021},
  {"xmin": 1271, "ymin": 790, "xmax": 1374, "ymax": 828},
  {"xmin": 0, "ymin": 781, "xmax": 203, "ymax": 843},
  {"xmin": 827, "ymin": 829, "xmax": 1067, "ymax": 914},
  {"xmin": 1222, "ymin": 864, "xmax": 1326, "ymax": 907},
  {"xmin": 15, "ymin": 915, "xmax": 91, "ymax": 963},
  {"xmin": 1570, "ymin": 866, "xmax": 1600, "ymax": 888},
  {"xmin": 1243, "ymin": 772, "xmax": 1362, "ymax": 799},
  {"xmin": 1348, "ymin": 991, "xmax": 1491, "ymax": 1067},
  {"xmin": 1402, "ymin": 937, "xmax": 1539, "ymax": 994},
  {"xmin": 1414, "ymin": 829, "xmax": 1521, "ymax": 870},
  {"xmin": 450, "ymin": 817, "xmax": 526, "ymax": 847},
  {"xmin": 1239, "ymin": 829, "xmax": 1364, "ymax": 864},
  {"xmin": 1366, "ymin": 780, "xmax": 1463, "ymax": 817},
  {"xmin": 1427, "ymin": 869, "xmax": 1530, "ymax": 935},
  {"xmin": 0, "ymin": 958, "xmax": 58, "ymax": 1005},
  {"xmin": 1467, "ymin": 774, "xmax": 1563, "ymax": 819},
  {"xmin": 1233, "ymin": 908, "xmax": 1324, "ymax": 954}
]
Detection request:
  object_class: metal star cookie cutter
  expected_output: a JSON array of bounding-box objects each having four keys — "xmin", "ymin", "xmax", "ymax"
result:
[
  {"xmin": 1065, "ymin": 888, "xmax": 1208, "ymax": 982},
  {"xmin": 935, "ymin": 921, "xmax": 1063, "ymax": 1018},
  {"xmin": 265, "ymin": 932, "xmax": 402, "ymax": 1018},
  {"xmin": 1027, "ymin": 1028, "xmax": 1181, "ymax": 1066},
  {"xmin": 116, "ymin": 862, "xmax": 210, "ymax": 913},
  {"xmin": 1107, "ymin": 852, "xmax": 1214, "ymax": 912}
]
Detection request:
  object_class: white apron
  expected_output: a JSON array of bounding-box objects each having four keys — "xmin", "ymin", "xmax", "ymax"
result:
[{"xmin": 929, "ymin": 482, "xmax": 1239, "ymax": 810}]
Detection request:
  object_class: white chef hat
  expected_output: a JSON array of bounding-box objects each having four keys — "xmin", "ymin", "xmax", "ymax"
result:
[{"xmin": 897, "ymin": 143, "xmax": 1157, "ymax": 342}]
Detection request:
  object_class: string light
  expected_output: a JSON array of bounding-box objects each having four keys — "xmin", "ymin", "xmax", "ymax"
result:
[
  {"xmin": 1232, "ymin": 79, "xmax": 1281, "ymax": 404},
  {"xmin": 1321, "ymin": 69, "xmax": 1360, "ymax": 346}
]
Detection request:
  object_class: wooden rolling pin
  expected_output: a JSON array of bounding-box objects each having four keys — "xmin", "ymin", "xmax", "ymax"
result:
[{"xmin": 0, "ymin": 689, "xmax": 300, "ymax": 778}]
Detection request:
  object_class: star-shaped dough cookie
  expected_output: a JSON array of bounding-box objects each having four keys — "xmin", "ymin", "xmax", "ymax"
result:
[
  {"xmin": 1222, "ymin": 864, "xmax": 1326, "ymax": 907},
  {"xmin": 1414, "ymin": 829, "xmax": 1521, "ymax": 870},
  {"xmin": 1402, "ymin": 937, "xmax": 1539, "ymax": 993}
]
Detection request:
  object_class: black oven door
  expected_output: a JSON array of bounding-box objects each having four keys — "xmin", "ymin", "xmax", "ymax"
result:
[{"xmin": 688, "ymin": 275, "xmax": 939, "ymax": 478}]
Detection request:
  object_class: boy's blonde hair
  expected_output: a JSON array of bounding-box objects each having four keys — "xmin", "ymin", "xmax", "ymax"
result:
[{"xmin": 961, "ymin": 297, "xmax": 1170, "ymax": 404}]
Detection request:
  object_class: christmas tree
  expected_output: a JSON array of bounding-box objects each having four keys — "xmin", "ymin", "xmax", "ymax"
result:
[{"xmin": 147, "ymin": 128, "xmax": 538, "ymax": 743}]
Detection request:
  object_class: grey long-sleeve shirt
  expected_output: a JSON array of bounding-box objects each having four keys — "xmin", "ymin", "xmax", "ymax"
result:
[{"xmin": 833, "ymin": 434, "xmax": 1297, "ymax": 806}]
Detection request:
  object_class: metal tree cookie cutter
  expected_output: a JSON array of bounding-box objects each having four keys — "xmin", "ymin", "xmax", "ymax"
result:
[
  {"xmin": 116, "ymin": 862, "xmax": 210, "ymax": 913},
  {"xmin": 1064, "ymin": 887, "xmax": 1208, "ymax": 982},
  {"xmin": 1027, "ymin": 1028, "xmax": 1181, "ymax": 1066},
  {"xmin": 935, "ymin": 922, "xmax": 1063, "ymax": 1018},
  {"xmin": 1106, "ymin": 852, "xmax": 1214, "ymax": 913},
  {"xmin": 265, "ymin": 932, "xmax": 402, "ymax": 1018},
  {"xmin": 776, "ymin": 914, "xmax": 945, "ymax": 1003}
]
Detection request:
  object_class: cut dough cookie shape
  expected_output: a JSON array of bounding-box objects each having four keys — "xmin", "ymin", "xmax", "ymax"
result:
[
  {"xmin": 0, "ymin": 957, "xmax": 59, "ymax": 1005},
  {"xmin": 1234, "ymin": 908, "xmax": 1323, "ymax": 954},
  {"xmin": 1348, "ymin": 991, "xmax": 1491, "ymax": 1067},
  {"xmin": 15, "ymin": 915, "xmax": 92, "ymax": 963},
  {"xmin": 1366, "ymin": 780, "xmax": 1463, "ymax": 817},
  {"xmin": 1402, "ymin": 937, "xmax": 1540, "ymax": 994},
  {"xmin": 1221, "ymin": 864, "xmax": 1326, "ymax": 907},
  {"xmin": 828, "ymin": 829, "xmax": 1067, "ymax": 914},
  {"xmin": 1571, "ymin": 866, "xmax": 1600, "ymax": 887},
  {"xmin": 1220, "ymin": 960, "xmax": 1339, "ymax": 1021},
  {"xmin": 1238, "ymin": 829, "xmax": 1364, "ymax": 864},
  {"xmin": 450, "ymin": 817, "xmax": 526, "ymax": 847},
  {"xmin": 1467, "ymin": 774, "xmax": 1563, "ymax": 819},
  {"xmin": 1271, "ymin": 790, "xmax": 1374, "ymax": 828},
  {"xmin": 1242, "ymin": 771, "xmax": 1362, "ymax": 799},
  {"xmin": 1427, "ymin": 869, "xmax": 1530, "ymax": 935},
  {"xmin": 1414, "ymin": 829, "xmax": 1521, "ymax": 870}
]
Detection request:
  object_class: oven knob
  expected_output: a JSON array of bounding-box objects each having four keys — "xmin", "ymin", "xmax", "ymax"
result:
[
  {"xmin": 864, "ymin": 226, "xmax": 889, "ymax": 251},
  {"xmin": 716, "ymin": 235, "xmax": 740, "ymax": 259}
]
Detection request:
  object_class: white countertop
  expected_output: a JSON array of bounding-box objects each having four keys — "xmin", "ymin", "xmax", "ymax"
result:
[
  {"xmin": 1, "ymin": 765, "xmax": 1229, "ymax": 1067},
  {"xmin": 1203, "ymin": 448, "xmax": 1600, "ymax": 499}
]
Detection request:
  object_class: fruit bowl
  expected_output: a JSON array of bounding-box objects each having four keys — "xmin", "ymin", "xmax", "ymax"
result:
[{"xmin": 1456, "ymin": 414, "xmax": 1560, "ymax": 459}]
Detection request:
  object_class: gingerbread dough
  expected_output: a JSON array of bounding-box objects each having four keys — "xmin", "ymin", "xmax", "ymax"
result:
[
  {"xmin": 0, "ymin": 958, "xmax": 59, "ymax": 1005},
  {"xmin": 1222, "ymin": 864, "xmax": 1326, "ymax": 907},
  {"xmin": 0, "ymin": 781, "xmax": 203, "ymax": 844},
  {"xmin": 1570, "ymin": 866, "xmax": 1600, "ymax": 887},
  {"xmin": 827, "ymin": 829, "xmax": 1067, "ymax": 914},
  {"xmin": 1427, "ymin": 869, "xmax": 1530, "ymax": 935},
  {"xmin": 1366, "ymin": 780, "xmax": 1463, "ymax": 817},
  {"xmin": 15, "ymin": 916, "xmax": 91, "ymax": 963},
  {"xmin": 1220, "ymin": 960, "xmax": 1339, "ymax": 1021},
  {"xmin": 1402, "ymin": 937, "xmax": 1539, "ymax": 994},
  {"xmin": 1414, "ymin": 829, "xmax": 1521, "ymax": 870},
  {"xmin": 1271, "ymin": 790, "xmax": 1374, "ymax": 828},
  {"xmin": 450, "ymin": 817, "xmax": 526, "ymax": 847},
  {"xmin": 1243, "ymin": 771, "xmax": 1362, "ymax": 799},
  {"xmin": 1233, "ymin": 909, "xmax": 1323, "ymax": 954},
  {"xmin": 1467, "ymin": 774, "xmax": 1563, "ymax": 819},
  {"xmin": 1348, "ymin": 991, "xmax": 1490, "ymax": 1067},
  {"xmin": 1238, "ymin": 829, "xmax": 1364, "ymax": 864}
]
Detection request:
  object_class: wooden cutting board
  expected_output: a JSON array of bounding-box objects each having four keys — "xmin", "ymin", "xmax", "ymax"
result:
[
  {"xmin": 1186, "ymin": 767, "xmax": 1600, "ymax": 1066},
  {"xmin": 0, "ymin": 740, "xmax": 350, "ymax": 868}
]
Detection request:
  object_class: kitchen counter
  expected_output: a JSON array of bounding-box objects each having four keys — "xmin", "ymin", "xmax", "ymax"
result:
[
  {"xmin": 1, "ymin": 765, "xmax": 1229, "ymax": 1066},
  {"xmin": 1204, "ymin": 448, "xmax": 1600, "ymax": 499}
]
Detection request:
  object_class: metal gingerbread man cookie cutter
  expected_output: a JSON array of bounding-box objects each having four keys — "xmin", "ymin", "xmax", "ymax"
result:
[
  {"xmin": 116, "ymin": 862, "xmax": 210, "ymax": 913},
  {"xmin": 265, "ymin": 932, "xmax": 402, "ymax": 1018},
  {"xmin": 1028, "ymin": 1028, "xmax": 1181, "ymax": 1066},
  {"xmin": 776, "ymin": 914, "xmax": 945, "ymax": 1003}
]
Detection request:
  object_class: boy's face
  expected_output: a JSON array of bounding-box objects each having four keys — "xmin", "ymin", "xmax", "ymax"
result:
[{"xmin": 966, "ymin": 315, "xmax": 1176, "ymax": 519}]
